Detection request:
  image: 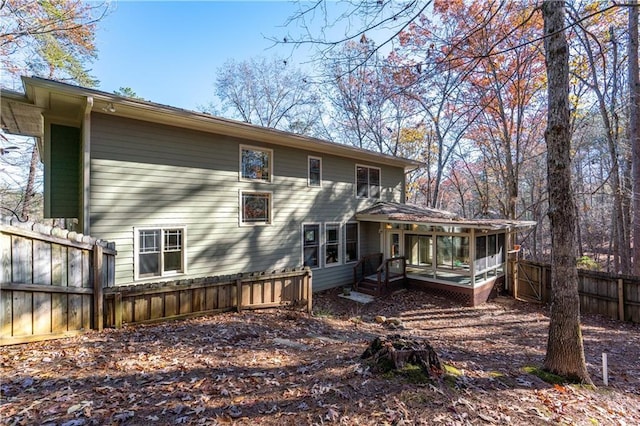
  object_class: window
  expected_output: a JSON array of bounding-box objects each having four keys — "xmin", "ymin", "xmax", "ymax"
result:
[
  {"xmin": 240, "ymin": 191, "xmax": 272, "ymax": 225},
  {"xmin": 136, "ymin": 227, "xmax": 186, "ymax": 279},
  {"xmin": 303, "ymin": 224, "xmax": 320, "ymax": 268},
  {"xmin": 345, "ymin": 222, "xmax": 359, "ymax": 263},
  {"xmin": 356, "ymin": 165, "xmax": 380, "ymax": 198},
  {"xmin": 324, "ymin": 223, "xmax": 341, "ymax": 266},
  {"xmin": 240, "ymin": 145, "xmax": 272, "ymax": 182},
  {"xmin": 404, "ymin": 235, "xmax": 433, "ymax": 266},
  {"xmin": 308, "ymin": 156, "xmax": 322, "ymax": 187}
]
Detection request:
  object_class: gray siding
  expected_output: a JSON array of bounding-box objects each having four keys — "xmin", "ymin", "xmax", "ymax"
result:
[{"xmin": 89, "ymin": 113, "xmax": 403, "ymax": 290}]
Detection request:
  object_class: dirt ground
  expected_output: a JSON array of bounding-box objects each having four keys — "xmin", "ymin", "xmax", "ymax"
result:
[{"xmin": 1, "ymin": 288, "xmax": 639, "ymax": 425}]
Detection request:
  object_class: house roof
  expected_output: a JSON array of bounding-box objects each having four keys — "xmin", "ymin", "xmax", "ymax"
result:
[
  {"xmin": 356, "ymin": 201, "xmax": 537, "ymax": 230},
  {"xmin": 1, "ymin": 76, "xmax": 421, "ymax": 172}
]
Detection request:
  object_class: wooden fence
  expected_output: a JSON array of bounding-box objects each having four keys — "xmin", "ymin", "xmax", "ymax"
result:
[
  {"xmin": 0, "ymin": 218, "xmax": 116, "ymax": 345},
  {"xmin": 104, "ymin": 268, "xmax": 312, "ymax": 328},
  {"xmin": 513, "ymin": 260, "xmax": 640, "ymax": 323}
]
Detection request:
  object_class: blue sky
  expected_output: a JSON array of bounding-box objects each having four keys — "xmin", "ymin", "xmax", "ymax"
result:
[{"xmin": 92, "ymin": 1, "xmax": 308, "ymax": 111}]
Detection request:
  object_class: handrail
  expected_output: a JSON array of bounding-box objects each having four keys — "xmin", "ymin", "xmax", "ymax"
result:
[
  {"xmin": 376, "ymin": 256, "xmax": 407, "ymax": 296},
  {"xmin": 353, "ymin": 252, "xmax": 383, "ymax": 291}
]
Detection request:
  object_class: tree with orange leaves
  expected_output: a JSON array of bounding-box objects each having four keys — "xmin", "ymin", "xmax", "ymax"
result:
[{"xmin": 1, "ymin": 0, "xmax": 110, "ymax": 220}]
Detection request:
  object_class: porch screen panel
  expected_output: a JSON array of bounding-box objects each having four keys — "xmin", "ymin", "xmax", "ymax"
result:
[
  {"xmin": 405, "ymin": 235, "xmax": 432, "ymax": 266},
  {"xmin": 475, "ymin": 235, "xmax": 487, "ymax": 271}
]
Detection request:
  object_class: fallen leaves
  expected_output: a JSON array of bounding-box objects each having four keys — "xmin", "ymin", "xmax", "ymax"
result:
[{"xmin": 1, "ymin": 290, "xmax": 639, "ymax": 425}]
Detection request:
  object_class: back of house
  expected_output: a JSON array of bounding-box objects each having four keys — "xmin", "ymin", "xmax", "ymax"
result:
[{"xmin": 1, "ymin": 76, "xmax": 418, "ymax": 291}]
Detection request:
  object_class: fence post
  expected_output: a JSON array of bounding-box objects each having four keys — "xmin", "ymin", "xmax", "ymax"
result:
[
  {"xmin": 114, "ymin": 292, "xmax": 122, "ymax": 329},
  {"xmin": 236, "ymin": 277, "xmax": 243, "ymax": 312},
  {"xmin": 306, "ymin": 269, "xmax": 312, "ymax": 314},
  {"xmin": 93, "ymin": 244, "xmax": 104, "ymax": 331},
  {"xmin": 618, "ymin": 278, "xmax": 625, "ymax": 321}
]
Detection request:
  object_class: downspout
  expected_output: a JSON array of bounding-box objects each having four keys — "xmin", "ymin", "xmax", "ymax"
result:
[{"xmin": 81, "ymin": 96, "xmax": 93, "ymax": 235}]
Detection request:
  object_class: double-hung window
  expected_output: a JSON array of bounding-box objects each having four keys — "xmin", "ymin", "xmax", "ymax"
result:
[
  {"xmin": 324, "ymin": 223, "xmax": 341, "ymax": 266},
  {"xmin": 240, "ymin": 145, "xmax": 272, "ymax": 182},
  {"xmin": 135, "ymin": 226, "xmax": 186, "ymax": 279},
  {"xmin": 240, "ymin": 191, "xmax": 272, "ymax": 225},
  {"xmin": 308, "ymin": 156, "xmax": 322, "ymax": 187},
  {"xmin": 356, "ymin": 165, "xmax": 380, "ymax": 198},
  {"xmin": 303, "ymin": 224, "xmax": 320, "ymax": 268},
  {"xmin": 345, "ymin": 222, "xmax": 359, "ymax": 263}
]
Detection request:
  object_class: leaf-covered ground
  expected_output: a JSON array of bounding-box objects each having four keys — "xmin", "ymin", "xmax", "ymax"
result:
[{"xmin": 1, "ymin": 289, "xmax": 639, "ymax": 425}]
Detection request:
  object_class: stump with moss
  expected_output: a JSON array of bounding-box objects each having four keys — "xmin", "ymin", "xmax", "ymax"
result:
[{"xmin": 361, "ymin": 334, "xmax": 442, "ymax": 377}]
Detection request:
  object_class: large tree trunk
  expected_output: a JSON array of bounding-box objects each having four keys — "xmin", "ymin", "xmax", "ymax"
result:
[
  {"xmin": 541, "ymin": 1, "xmax": 591, "ymax": 384},
  {"xmin": 20, "ymin": 142, "xmax": 39, "ymax": 221},
  {"xmin": 629, "ymin": 0, "xmax": 640, "ymax": 275}
]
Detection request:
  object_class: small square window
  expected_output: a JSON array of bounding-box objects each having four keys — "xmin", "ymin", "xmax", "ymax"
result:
[
  {"xmin": 240, "ymin": 145, "xmax": 272, "ymax": 182},
  {"xmin": 241, "ymin": 192, "xmax": 272, "ymax": 225}
]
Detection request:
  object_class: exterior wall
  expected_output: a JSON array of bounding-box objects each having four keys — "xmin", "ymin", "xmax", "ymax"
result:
[
  {"xmin": 360, "ymin": 221, "xmax": 383, "ymax": 257},
  {"xmin": 88, "ymin": 113, "xmax": 405, "ymax": 290}
]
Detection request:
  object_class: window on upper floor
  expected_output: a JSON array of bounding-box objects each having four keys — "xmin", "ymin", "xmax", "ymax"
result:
[
  {"xmin": 240, "ymin": 191, "xmax": 272, "ymax": 225},
  {"xmin": 308, "ymin": 156, "xmax": 322, "ymax": 187},
  {"xmin": 356, "ymin": 165, "xmax": 380, "ymax": 198},
  {"xmin": 135, "ymin": 226, "xmax": 186, "ymax": 280},
  {"xmin": 240, "ymin": 145, "xmax": 272, "ymax": 182}
]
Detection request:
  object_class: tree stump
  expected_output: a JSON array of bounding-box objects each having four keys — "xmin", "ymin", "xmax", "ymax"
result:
[{"xmin": 361, "ymin": 334, "xmax": 442, "ymax": 377}]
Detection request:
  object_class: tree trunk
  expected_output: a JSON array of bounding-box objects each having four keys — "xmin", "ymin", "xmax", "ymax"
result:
[
  {"xmin": 20, "ymin": 142, "xmax": 39, "ymax": 221},
  {"xmin": 542, "ymin": 0, "xmax": 591, "ymax": 384},
  {"xmin": 629, "ymin": 0, "xmax": 640, "ymax": 275}
]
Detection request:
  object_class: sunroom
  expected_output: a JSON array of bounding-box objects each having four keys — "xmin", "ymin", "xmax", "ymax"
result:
[{"xmin": 354, "ymin": 202, "xmax": 536, "ymax": 306}]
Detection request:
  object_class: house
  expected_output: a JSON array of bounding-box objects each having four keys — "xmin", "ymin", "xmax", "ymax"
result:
[{"xmin": 1, "ymin": 77, "xmax": 534, "ymax": 305}]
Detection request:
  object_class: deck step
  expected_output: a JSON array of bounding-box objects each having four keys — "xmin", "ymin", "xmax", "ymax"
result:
[{"xmin": 356, "ymin": 279, "xmax": 379, "ymax": 295}]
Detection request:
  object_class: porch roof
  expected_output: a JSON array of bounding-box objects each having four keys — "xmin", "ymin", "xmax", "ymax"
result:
[{"xmin": 356, "ymin": 201, "xmax": 536, "ymax": 230}]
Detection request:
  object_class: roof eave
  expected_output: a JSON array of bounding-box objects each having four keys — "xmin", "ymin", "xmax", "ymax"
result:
[{"xmin": 21, "ymin": 76, "xmax": 421, "ymax": 170}]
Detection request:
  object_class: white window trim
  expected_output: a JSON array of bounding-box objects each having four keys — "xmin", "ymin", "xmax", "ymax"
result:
[
  {"xmin": 308, "ymin": 155, "xmax": 322, "ymax": 187},
  {"xmin": 344, "ymin": 221, "xmax": 360, "ymax": 264},
  {"xmin": 239, "ymin": 144, "xmax": 274, "ymax": 183},
  {"xmin": 324, "ymin": 222, "xmax": 342, "ymax": 268},
  {"xmin": 239, "ymin": 190, "xmax": 273, "ymax": 226},
  {"xmin": 355, "ymin": 164, "xmax": 381, "ymax": 199},
  {"xmin": 302, "ymin": 222, "xmax": 321, "ymax": 270},
  {"xmin": 134, "ymin": 225, "xmax": 188, "ymax": 281}
]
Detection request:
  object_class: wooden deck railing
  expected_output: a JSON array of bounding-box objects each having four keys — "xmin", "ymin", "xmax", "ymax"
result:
[
  {"xmin": 376, "ymin": 256, "xmax": 407, "ymax": 295},
  {"xmin": 353, "ymin": 253, "xmax": 383, "ymax": 292}
]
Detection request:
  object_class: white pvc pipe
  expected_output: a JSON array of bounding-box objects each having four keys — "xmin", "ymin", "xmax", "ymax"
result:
[{"xmin": 602, "ymin": 352, "xmax": 608, "ymax": 386}]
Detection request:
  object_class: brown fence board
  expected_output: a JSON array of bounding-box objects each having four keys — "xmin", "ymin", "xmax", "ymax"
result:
[
  {"xmin": 12, "ymin": 237, "xmax": 32, "ymax": 284},
  {"xmin": 103, "ymin": 269, "xmax": 312, "ymax": 328},
  {"xmin": 1, "ymin": 291, "xmax": 11, "ymax": 336},
  {"xmin": 33, "ymin": 292, "xmax": 51, "ymax": 335},
  {"xmin": 12, "ymin": 291, "xmax": 32, "ymax": 337},
  {"xmin": 517, "ymin": 260, "xmax": 640, "ymax": 323},
  {"xmin": 1, "ymin": 220, "xmax": 116, "ymax": 345},
  {"xmin": 51, "ymin": 244, "xmax": 67, "ymax": 286},
  {"xmin": 34, "ymin": 240, "xmax": 51, "ymax": 285},
  {"xmin": 51, "ymin": 293, "xmax": 67, "ymax": 333}
]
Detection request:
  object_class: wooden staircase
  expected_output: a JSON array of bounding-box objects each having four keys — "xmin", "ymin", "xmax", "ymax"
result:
[{"xmin": 353, "ymin": 253, "xmax": 407, "ymax": 296}]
